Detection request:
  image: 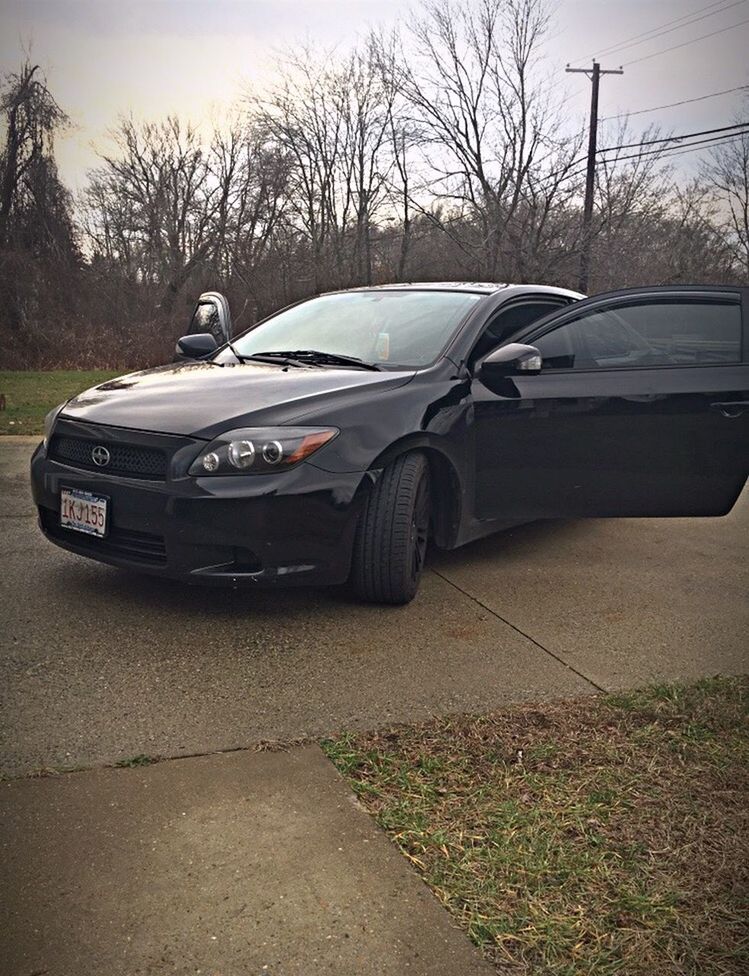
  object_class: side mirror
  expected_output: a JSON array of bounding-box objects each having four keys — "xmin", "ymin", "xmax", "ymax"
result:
[
  {"xmin": 187, "ymin": 291, "xmax": 233, "ymax": 344},
  {"xmin": 175, "ymin": 332, "xmax": 218, "ymax": 360},
  {"xmin": 481, "ymin": 342, "xmax": 542, "ymax": 377}
]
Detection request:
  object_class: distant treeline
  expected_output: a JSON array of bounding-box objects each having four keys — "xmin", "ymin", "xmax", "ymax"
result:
[{"xmin": 1, "ymin": 0, "xmax": 747, "ymax": 369}]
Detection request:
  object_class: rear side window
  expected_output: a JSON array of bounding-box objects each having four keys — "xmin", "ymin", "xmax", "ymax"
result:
[{"xmin": 534, "ymin": 299, "xmax": 742, "ymax": 370}]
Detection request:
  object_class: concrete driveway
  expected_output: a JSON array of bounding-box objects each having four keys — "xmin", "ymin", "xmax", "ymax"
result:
[
  {"xmin": 1, "ymin": 747, "xmax": 495, "ymax": 976},
  {"xmin": 2, "ymin": 436, "xmax": 747, "ymax": 776}
]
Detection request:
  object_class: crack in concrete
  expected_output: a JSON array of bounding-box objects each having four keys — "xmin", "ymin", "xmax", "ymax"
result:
[{"xmin": 429, "ymin": 568, "xmax": 608, "ymax": 693}]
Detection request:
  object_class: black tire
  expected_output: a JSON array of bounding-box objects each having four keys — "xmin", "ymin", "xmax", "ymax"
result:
[{"xmin": 350, "ymin": 451, "xmax": 431, "ymax": 604}]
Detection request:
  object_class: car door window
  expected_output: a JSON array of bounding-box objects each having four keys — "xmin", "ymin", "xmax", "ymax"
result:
[
  {"xmin": 534, "ymin": 298, "xmax": 742, "ymax": 370},
  {"xmin": 471, "ymin": 300, "xmax": 569, "ymax": 362}
]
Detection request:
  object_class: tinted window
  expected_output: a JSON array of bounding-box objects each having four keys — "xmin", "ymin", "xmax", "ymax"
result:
[
  {"xmin": 225, "ymin": 290, "xmax": 483, "ymax": 369},
  {"xmin": 534, "ymin": 299, "xmax": 742, "ymax": 370},
  {"xmin": 471, "ymin": 301, "xmax": 567, "ymax": 362}
]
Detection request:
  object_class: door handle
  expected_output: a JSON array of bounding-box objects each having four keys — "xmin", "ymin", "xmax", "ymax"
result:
[{"xmin": 710, "ymin": 401, "xmax": 749, "ymax": 418}]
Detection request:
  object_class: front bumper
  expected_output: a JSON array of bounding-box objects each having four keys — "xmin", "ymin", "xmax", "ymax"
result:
[{"xmin": 31, "ymin": 421, "xmax": 370, "ymax": 587}]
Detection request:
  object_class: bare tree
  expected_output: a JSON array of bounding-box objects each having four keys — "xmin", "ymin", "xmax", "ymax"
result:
[
  {"xmin": 251, "ymin": 48, "xmax": 346, "ymax": 292},
  {"xmin": 401, "ymin": 0, "xmax": 580, "ymax": 279},
  {"xmin": 369, "ymin": 29, "xmax": 418, "ymax": 280},
  {"xmin": 339, "ymin": 40, "xmax": 399, "ymax": 283},
  {"xmin": 702, "ymin": 103, "xmax": 749, "ymax": 280},
  {"xmin": 660, "ymin": 181, "xmax": 737, "ymax": 283},
  {"xmin": 208, "ymin": 120, "xmax": 290, "ymax": 323},
  {"xmin": 585, "ymin": 122, "xmax": 673, "ymax": 288},
  {"xmin": 85, "ymin": 116, "xmax": 216, "ymax": 311},
  {"xmin": 251, "ymin": 40, "xmax": 399, "ymax": 290}
]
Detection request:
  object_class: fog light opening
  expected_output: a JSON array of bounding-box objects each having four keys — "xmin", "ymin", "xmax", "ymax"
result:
[{"xmin": 231, "ymin": 547, "xmax": 263, "ymax": 573}]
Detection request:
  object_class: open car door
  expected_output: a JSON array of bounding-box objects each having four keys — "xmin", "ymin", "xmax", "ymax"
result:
[{"xmin": 473, "ymin": 285, "xmax": 749, "ymax": 521}]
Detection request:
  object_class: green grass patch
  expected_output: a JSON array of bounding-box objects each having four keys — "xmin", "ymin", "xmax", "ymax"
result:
[
  {"xmin": 324, "ymin": 677, "xmax": 749, "ymax": 975},
  {"xmin": 0, "ymin": 370, "xmax": 122, "ymax": 435}
]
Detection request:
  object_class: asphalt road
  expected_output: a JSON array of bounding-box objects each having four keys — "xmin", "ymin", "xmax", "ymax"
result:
[{"xmin": 2, "ymin": 437, "xmax": 747, "ymax": 777}]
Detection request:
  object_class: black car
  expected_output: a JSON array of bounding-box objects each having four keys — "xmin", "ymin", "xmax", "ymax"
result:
[{"xmin": 31, "ymin": 282, "xmax": 749, "ymax": 603}]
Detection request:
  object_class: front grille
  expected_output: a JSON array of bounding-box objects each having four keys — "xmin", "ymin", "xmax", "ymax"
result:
[
  {"xmin": 49, "ymin": 435, "xmax": 167, "ymax": 481},
  {"xmin": 40, "ymin": 507, "xmax": 167, "ymax": 566}
]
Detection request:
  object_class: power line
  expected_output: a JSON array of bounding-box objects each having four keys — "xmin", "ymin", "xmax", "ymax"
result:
[
  {"xmin": 598, "ymin": 122, "xmax": 749, "ymax": 153},
  {"xmin": 569, "ymin": 0, "xmax": 741, "ymax": 66},
  {"xmin": 588, "ymin": 0, "xmax": 747, "ymax": 63},
  {"xmin": 540, "ymin": 123, "xmax": 749, "ymax": 184},
  {"xmin": 623, "ymin": 16, "xmax": 749, "ymax": 66},
  {"xmin": 601, "ymin": 84, "xmax": 749, "ymax": 120},
  {"xmin": 537, "ymin": 127, "xmax": 749, "ymax": 190},
  {"xmin": 597, "ymin": 128, "xmax": 749, "ymax": 164},
  {"xmin": 546, "ymin": 130, "xmax": 748, "ymax": 187},
  {"xmin": 635, "ymin": 132, "xmax": 748, "ymax": 160}
]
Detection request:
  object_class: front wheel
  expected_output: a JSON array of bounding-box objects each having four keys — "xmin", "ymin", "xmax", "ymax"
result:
[{"xmin": 350, "ymin": 452, "xmax": 430, "ymax": 604}]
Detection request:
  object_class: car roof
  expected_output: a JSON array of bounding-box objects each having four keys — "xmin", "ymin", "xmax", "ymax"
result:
[
  {"xmin": 355, "ymin": 281, "xmax": 506, "ymax": 294},
  {"xmin": 344, "ymin": 282, "xmax": 585, "ymax": 299},
  {"xmin": 492, "ymin": 284, "xmax": 585, "ymax": 301}
]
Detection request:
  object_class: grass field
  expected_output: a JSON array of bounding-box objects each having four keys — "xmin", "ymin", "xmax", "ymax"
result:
[
  {"xmin": 0, "ymin": 370, "xmax": 122, "ymax": 436},
  {"xmin": 324, "ymin": 677, "xmax": 749, "ymax": 976}
]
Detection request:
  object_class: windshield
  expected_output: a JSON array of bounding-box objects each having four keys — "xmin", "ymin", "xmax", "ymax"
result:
[{"xmin": 220, "ymin": 290, "xmax": 484, "ymax": 369}]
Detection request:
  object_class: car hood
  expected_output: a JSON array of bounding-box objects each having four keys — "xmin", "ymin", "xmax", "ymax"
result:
[{"xmin": 60, "ymin": 361, "xmax": 416, "ymax": 439}]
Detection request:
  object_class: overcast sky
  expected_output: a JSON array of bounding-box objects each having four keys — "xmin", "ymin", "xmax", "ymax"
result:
[{"xmin": 1, "ymin": 0, "xmax": 747, "ymax": 190}]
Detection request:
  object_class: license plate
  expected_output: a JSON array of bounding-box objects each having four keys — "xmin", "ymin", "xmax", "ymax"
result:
[{"xmin": 60, "ymin": 487, "xmax": 108, "ymax": 538}]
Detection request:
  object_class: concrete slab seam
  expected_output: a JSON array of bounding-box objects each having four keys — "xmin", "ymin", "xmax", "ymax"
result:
[{"xmin": 429, "ymin": 568, "xmax": 608, "ymax": 693}]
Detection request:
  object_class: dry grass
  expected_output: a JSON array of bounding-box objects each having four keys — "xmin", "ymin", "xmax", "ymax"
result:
[{"xmin": 323, "ymin": 677, "xmax": 749, "ymax": 975}]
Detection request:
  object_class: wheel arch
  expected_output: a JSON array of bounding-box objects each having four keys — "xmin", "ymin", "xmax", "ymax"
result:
[{"xmin": 367, "ymin": 434, "xmax": 463, "ymax": 549}]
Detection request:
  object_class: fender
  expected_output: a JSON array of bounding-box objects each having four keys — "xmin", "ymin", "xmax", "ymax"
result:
[{"xmin": 367, "ymin": 433, "xmax": 466, "ymax": 549}]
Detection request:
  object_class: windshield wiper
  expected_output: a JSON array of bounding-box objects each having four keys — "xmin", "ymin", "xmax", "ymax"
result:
[
  {"xmin": 255, "ymin": 350, "xmax": 381, "ymax": 371},
  {"xmin": 223, "ymin": 335, "xmax": 249, "ymax": 365},
  {"xmin": 237, "ymin": 352, "xmax": 307, "ymax": 367}
]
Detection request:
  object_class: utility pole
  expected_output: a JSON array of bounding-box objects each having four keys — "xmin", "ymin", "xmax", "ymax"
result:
[{"xmin": 566, "ymin": 60, "xmax": 623, "ymax": 292}]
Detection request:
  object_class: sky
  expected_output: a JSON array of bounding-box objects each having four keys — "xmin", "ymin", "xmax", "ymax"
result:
[{"xmin": 1, "ymin": 0, "xmax": 748, "ymax": 191}]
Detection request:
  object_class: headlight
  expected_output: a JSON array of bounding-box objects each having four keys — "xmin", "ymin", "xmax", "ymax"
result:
[
  {"xmin": 43, "ymin": 404, "xmax": 65, "ymax": 449},
  {"xmin": 189, "ymin": 427, "xmax": 339, "ymax": 476}
]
